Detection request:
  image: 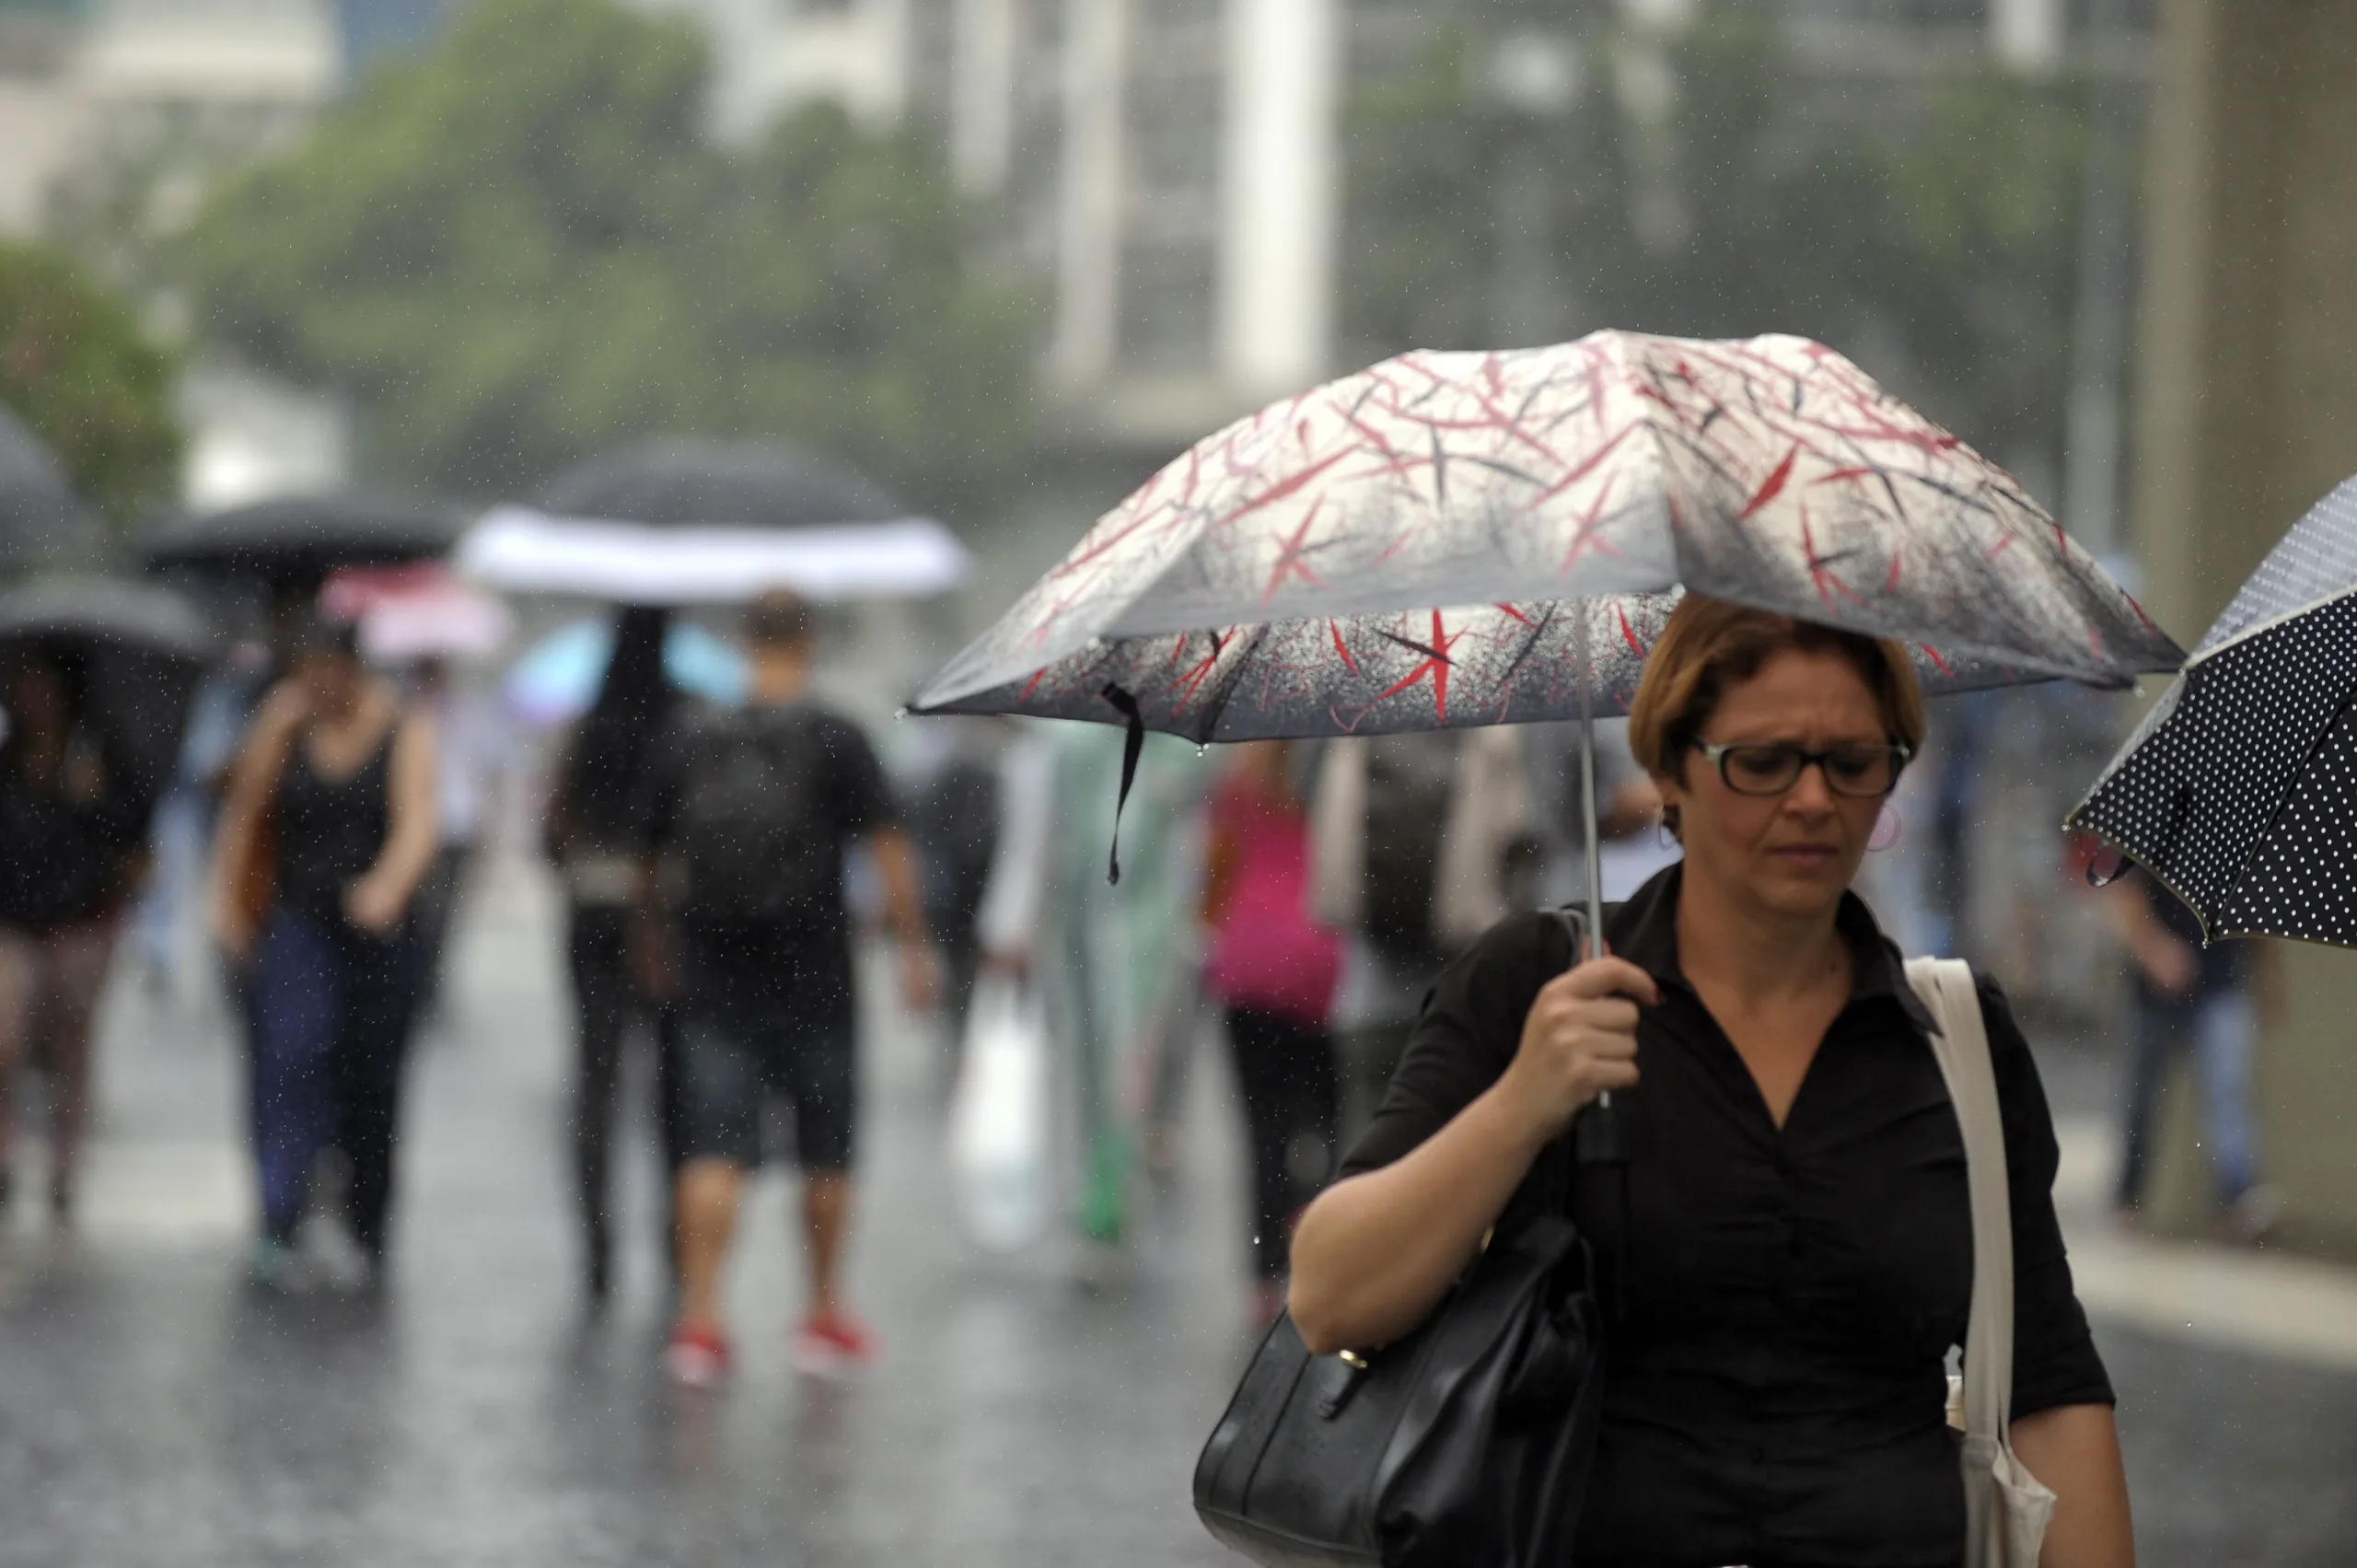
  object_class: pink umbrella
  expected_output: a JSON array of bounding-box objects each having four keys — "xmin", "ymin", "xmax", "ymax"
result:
[{"xmin": 321, "ymin": 563, "xmax": 514, "ymax": 664}]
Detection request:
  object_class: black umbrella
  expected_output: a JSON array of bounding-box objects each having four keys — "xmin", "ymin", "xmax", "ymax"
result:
[
  {"xmin": 532, "ymin": 438, "xmax": 909, "ymax": 529},
  {"xmin": 0, "ymin": 575, "xmax": 218, "ymax": 805},
  {"xmin": 141, "ymin": 493, "xmax": 462, "ymax": 584},
  {"xmin": 2070, "ymin": 474, "xmax": 2357, "ymax": 947},
  {"xmin": 0, "ymin": 404, "xmax": 96, "ymax": 569},
  {"xmin": 0, "ymin": 575, "xmax": 218, "ymax": 661}
]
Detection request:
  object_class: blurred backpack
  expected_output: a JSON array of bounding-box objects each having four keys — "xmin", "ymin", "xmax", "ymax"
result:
[
  {"xmin": 671, "ymin": 705, "xmax": 832, "ymax": 928},
  {"xmin": 1355, "ymin": 734, "xmax": 1458, "ymax": 964},
  {"xmin": 1313, "ymin": 730, "xmax": 1540, "ymax": 964}
]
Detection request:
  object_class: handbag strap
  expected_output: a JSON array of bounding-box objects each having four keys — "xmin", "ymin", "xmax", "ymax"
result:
[{"xmin": 1904, "ymin": 957, "xmax": 2014, "ymax": 1446}]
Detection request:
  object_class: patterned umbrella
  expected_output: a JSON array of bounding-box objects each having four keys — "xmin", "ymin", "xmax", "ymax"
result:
[
  {"xmin": 915, "ymin": 332, "xmax": 2177, "ymax": 741},
  {"xmin": 2070, "ymin": 475, "xmax": 2357, "ymax": 947}
]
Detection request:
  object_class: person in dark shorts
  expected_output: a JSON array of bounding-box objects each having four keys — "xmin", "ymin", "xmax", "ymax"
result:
[{"xmin": 635, "ymin": 590, "xmax": 935, "ymax": 1385}]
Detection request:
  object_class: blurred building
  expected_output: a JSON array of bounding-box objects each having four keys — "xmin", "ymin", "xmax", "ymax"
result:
[
  {"xmin": 641, "ymin": 0, "xmax": 2150, "ymax": 458},
  {"xmin": 0, "ymin": 0, "xmax": 348, "ymax": 504}
]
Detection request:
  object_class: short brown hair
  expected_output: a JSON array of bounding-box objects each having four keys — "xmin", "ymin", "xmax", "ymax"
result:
[
  {"xmin": 743, "ymin": 587, "xmax": 815, "ymax": 651},
  {"xmin": 1626, "ymin": 596, "xmax": 1925, "ymax": 778}
]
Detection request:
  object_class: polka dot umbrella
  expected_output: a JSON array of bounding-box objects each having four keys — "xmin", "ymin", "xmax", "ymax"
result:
[{"xmin": 2072, "ymin": 475, "xmax": 2357, "ymax": 947}]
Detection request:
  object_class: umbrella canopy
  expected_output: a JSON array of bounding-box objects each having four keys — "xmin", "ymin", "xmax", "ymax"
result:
[
  {"xmin": 532, "ymin": 438, "xmax": 909, "ymax": 529},
  {"xmin": 0, "ymin": 404, "xmax": 94, "ymax": 570},
  {"xmin": 458, "ymin": 513, "xmax": 969, "ymax": 604},
  {"xmin": 505, "ymin": 616, "xmax": 744, "ymax": 726},
  {"xmin": 142, "ymin": 493, "xmax": 463, "ymax": 584},
  {"xmin": 915, "ymin": 331, "xmax": 2179, "ymax": 741},
  {"xmin": 321, "ymin": 563, "xmax": 514, "ymax": 663},
  {"xmin": 0, "ymin": 575, "xmax": 217, "ymax": 662},
  {"xmin": 2070, "ymin": 474, "xmax": 2357, "ymax": 947},
  {"xmin": 457, "ymin": 439, "xmax": 968, "ymax": 604},
  {"xmin": 0, "ymin": 574, "xmax": 217, "ymax": 803}
]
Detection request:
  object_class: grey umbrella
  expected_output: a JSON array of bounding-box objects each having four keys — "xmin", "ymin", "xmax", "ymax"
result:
[
  {"xmin": 0, "ymin": 574, "xmax": 218, "ymax": 804},
  {"xmin": 141, "ymin": 493, "xmax": 463, "ymax": 585},
  {"xmin": 0, "ymin": 404, "xmax": 95, "ymax": 569},
  {"xmin": 533, "ymin": 439, "xmax": 910, "ymax": 530}
]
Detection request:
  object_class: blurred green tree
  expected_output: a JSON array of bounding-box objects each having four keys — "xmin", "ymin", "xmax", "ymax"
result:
[
  {"xmin": 176, "ymin": 0, "xmax": 1037, "ymax": 514},
  {"xmin": 0, "ymin": 240, "xmax": 182, "ymax": 528},
  {"xmin": 1343, "ymin": 8, "xmax": 2093, "ymax": 486}
]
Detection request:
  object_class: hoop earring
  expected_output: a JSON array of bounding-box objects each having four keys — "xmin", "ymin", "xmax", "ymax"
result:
[
  {"xmin": 1655, "ymin": 807, "xmax": 1681, "ymax": 850},
  {"xmin": 1869, "ymin": 802, "xmax": 1902, "ymax": 853}
]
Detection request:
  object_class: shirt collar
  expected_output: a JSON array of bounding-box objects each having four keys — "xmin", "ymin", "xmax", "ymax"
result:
[{"xmin": 1603, "ymin": 862, "xmax": 1936, "ymax": 1035}]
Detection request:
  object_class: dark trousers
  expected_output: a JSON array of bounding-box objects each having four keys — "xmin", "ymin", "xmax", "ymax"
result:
[
  {"xmin": 567, "ymin": 903, "xmax": 679, "ymax": 1286},
  {"xmin": 408, "ymin": 842, "xmax": 473, "ymax": 1018},
  {"xmin": 252, "ymin": 910, "xmax": 418, "ymax": 1253},
  {"xmin": 1224, "ymin": 1005, "xmax": 1341, "ymax": 1282}
]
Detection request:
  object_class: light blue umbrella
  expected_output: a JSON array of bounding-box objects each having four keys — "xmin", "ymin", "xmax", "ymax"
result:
[{"xmin": 504, "ymin": 617, "xmax": 744, "ymax": 726}]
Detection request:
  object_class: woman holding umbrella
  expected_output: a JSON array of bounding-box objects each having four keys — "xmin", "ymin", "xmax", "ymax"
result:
[
  {"xmin": 211, "ymin": 616, "xmax": 438, "ymax": 1285},
  {"xmin": 0, "ymin": 650, "xmax": 151, "ymax": 1221},
  {"xmin": 1287, "ymin": 597, "xmax": 2133, "ymax": 1566}
]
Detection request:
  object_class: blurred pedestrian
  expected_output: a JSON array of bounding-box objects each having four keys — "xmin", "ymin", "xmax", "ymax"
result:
[
  {"xmin": 2107, "ymin": 869, "xmax": 2281, "ymax": 1241},
  {"xmin": 634, "ymin": 589, "xmax": 936, "ymax": 1386},
  {"xmin": 900, "ymin": 716, "xmax": 1004, "ymax": 1055},
  {"xmin": 975, "ymin": 721, "xmax": 1213, "ymax": 1274},
  {"xmin": 0, "ymin": 650, "xmax": 150, "ymax": 1223},
  {"xmin": 1202, "ymin": 742, "xmax": 1341, "ymax": 1327},
  {"xmin": 1289, "ymin": 598, "xmax": 2132, "ymax": 1565},
  {"xmin": 543, "ymin": 607, "xmax": 682, "ymax": 1300},
  {"xmin": 1307, "ymin": 729, "xmax": 1540, "ymax": 1145},
  {"xmin": 406, "ymin": 656, "xmax": 509, "ymax": 1028},
  {"xmin": 211, "ymin": 617, "xmax": 438, "ymax": 1287}
]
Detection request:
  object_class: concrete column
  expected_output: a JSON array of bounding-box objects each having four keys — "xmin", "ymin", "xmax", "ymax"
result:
[
  {"xmin": 949, "ymin": 0, "xmax": 1018, "ymax": 198},
  {"xmin": 2133, "ymin": 0, "xmax": 2357, "ymax": 1243},
  {"xmin": 1047, "ymin": 0, "xmax": 1125, "ymax": 389},
  {"xmin": 1217, "ymin": 0, "xmax": 1338, "ymax": 400}
]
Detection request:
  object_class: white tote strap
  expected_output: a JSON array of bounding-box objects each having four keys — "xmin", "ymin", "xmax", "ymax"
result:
[{"xmin": 1904, "ymin": 957, "xmax": 2014, "ymax": 1445}]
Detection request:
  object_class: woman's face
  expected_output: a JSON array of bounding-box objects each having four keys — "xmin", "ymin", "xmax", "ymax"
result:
[
  {"xmin": 1654, "ymin": 646, "xmax": 1892, "ymax": 922},
  {"xmin": 296, "ymin": 646, "xmax": 362, "ymax": 714}
]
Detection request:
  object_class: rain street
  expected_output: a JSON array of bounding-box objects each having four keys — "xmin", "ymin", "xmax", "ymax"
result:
[{"xmin": 3, "ymin": 858, "xmax": 2354, "ymax": 1568}]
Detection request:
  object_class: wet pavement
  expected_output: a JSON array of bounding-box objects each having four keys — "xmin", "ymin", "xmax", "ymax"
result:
[{"xmin": 3, "ymin": 859, "xmax": 2353, "ymax": 1566}]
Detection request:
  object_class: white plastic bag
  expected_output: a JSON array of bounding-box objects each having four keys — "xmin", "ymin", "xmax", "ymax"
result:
[{"xmin": 948, "ymin": 976, "xmax": 1051, "ymax": 1250}]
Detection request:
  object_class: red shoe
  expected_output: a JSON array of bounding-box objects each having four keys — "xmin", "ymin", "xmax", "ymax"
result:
[
  {"xmin": 788, "ymin": 1310, "xmax": 878, "ymax": 1376},
  {"xmin": 665, "ymin": 1322, "xmax": 732, "ymax": 1388}
]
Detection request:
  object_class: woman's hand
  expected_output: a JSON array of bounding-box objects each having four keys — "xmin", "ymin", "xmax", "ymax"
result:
[
  {"xmin": 343, "ymin": 872, "xmax": 408, "ymax": 936},
  {"xmin": 212, "ymin": 895, "xmax": 257, "ymax": 967},
  {"xmin": 1492, "ymin": 956, "xmax": 1659, "ymax": 1141}
]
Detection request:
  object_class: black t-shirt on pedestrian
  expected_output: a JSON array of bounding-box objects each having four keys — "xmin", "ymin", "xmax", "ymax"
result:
[
  {"xmin": 1339, "ymin": 865, "xmax": 2113, "ymax": 1568},
  {"xmin": 635, "ymin": 699, "xmax": 896, "ymax": 1019}
]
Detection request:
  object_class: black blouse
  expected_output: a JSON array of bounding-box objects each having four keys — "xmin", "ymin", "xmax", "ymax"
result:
[{"xmin": 1338, "ymin": 866, "xmax": 2112, "ymax": 1568}]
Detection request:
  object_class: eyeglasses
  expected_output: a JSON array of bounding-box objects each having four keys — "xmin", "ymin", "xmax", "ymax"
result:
[{"xmin": 1692, "ymin": 739, "xmax": 1911, "ymax": 799}]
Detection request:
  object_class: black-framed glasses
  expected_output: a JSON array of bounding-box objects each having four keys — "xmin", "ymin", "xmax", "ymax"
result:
[{"xmin": 1692, "ymin": 740, "xmax": 1911, "ymax": 799}]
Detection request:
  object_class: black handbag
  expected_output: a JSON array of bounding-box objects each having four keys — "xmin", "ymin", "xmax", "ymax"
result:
[
  {"xmin": 1192, "ymin": 905, "xmax": 1611, "ymax": 1568},
  {"xmin": 1192, "ymin": 1141, "xmax": 1603, "ymax": 1568}
]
